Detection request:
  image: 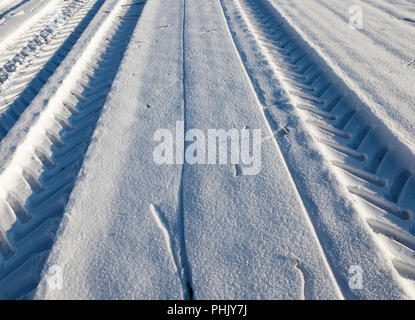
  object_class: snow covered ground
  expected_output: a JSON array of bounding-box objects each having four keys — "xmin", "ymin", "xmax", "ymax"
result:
[{"xmin": 0, "ymin": 0, "xmax": 414, "ymax": 300}]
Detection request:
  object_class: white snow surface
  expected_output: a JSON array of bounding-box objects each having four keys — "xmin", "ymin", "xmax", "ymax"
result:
[{"xmin": 0, "ymin": 0, "xmax": 413, "ymax": 300}]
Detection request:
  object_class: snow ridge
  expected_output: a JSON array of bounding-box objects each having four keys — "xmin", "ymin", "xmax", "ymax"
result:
[{"xmin": 217, "ymin": 0, "xmax": 344, "ymax": 299}]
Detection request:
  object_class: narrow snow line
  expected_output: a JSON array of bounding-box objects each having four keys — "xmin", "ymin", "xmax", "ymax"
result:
[
  {"xmin": 0, "ymin": 1, "xmax": 85, "ymax": 90},
  {"xmin": 0, "ymin": 0, "xmax": 106, "ymax": 143},
  {"xmin": 217, "ymin": 0, "xmax": 345, "ymax": 299},
  {"xmin": 178, "ymin": 0, "xmax": 194, "ymax": 301}
]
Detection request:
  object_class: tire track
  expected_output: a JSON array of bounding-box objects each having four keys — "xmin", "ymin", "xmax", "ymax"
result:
[
  {"xmin": 218, "ymin": 0, "xmax": 344, "ymax": 299},
  {"xmin": 0, "ymin": 0, "xmax": 145, "ymax": 299},
  {"xmin": 224, "ymin": 0, "xmax": 415, "ymax": 290},
  {"xmin": 179, "ymin": 0, "xmax": 194, "ymax": 300},
  {"xmin": 0, "ymin": 0, "xmax": 107, "ymax": 142}
]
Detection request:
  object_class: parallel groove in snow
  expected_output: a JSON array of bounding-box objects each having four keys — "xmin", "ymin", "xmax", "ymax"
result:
[
  {"xmin": 231, "ymin": 0, "xmax": 415, "ymax": 286},
  {"xmin": 0, "ymin": 0, "xmax": 144, "ymax": 299}
]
